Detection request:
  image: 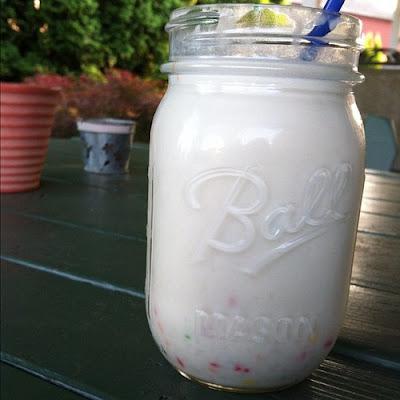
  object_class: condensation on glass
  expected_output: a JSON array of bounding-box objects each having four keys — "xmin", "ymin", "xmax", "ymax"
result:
[{"xmin": 145, "ymin": 4, "xmax": 365, "ymax": 393}]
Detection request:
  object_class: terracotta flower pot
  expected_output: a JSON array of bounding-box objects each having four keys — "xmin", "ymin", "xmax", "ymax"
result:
[{"xmin": 0, "ymin": 83, "xmax": 60, "ymax": 193}]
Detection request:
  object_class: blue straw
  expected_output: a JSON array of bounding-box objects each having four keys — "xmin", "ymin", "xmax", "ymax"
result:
[{"xmin": 301, "ymin": 0, "xmax": 346, "ymax": 61}]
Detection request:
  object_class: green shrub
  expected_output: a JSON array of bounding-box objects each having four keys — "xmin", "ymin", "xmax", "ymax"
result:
[
  {"xmin": 0, "ymin": 0, "xmax": 294, "ymax": 80},
  {"xmin": 1, "ymin": 0, "xmax": 290, "ymax": 81},
  {"xmin": 1, "ymin": 0, "xmax": 104, "ymax": 80},
  {"xmin": 98, "ymin": 0, "xmax": 188, "ymax": 77},
  {"xmin": 0, "ymin": 0, "xmax": 187, "ymax": 81}
]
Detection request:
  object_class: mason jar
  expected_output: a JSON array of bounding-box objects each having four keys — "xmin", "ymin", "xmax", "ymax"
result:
[{"xmin": 146, "ymin": 4, "xmax": 365, "ymax": 392}]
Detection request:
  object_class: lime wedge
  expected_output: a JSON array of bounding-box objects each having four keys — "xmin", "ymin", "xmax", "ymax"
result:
[{"xmin": 238, "ymin": 8, "xmax": 292, "ymax": 28}]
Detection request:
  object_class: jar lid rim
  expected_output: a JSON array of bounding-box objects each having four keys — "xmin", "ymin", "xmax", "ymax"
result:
[
  {"xmin": 166, "ymin": 4, "xmax": 362, "ymax": 47},
  {"xmin": 168, "ymin": 4, "xmax": 361, "ymax": 31},
  {"xmin": 165, "ymin": 4, "xmax": 362, "ymax": 68}
]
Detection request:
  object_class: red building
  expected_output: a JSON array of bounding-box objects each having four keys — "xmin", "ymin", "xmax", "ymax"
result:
[
  {"xmin": 299, "ymin": 0, "xmax": 400, "ymax": 49},
  {"xmin": 355, "ymin": 15, "xmax": 393, "ymax": 47}
]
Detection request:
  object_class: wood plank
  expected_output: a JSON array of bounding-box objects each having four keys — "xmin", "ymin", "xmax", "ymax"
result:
[
  {"xmin": 2, "ymin": 212, "xmax": 398, "ymax": 310},
  {"xmin": 357, "ymin": 212, "xmax": 400, "ymax": 238},
  {"xmin": 366, "ymin": 169, "xmax": 400, "ymax": 184},
  {"xmin": 5, "ymin": 172, "xmax": 400, "ymax": 249},
  {"xmin": 4, "ymin": 139, "xmax": 400, "ymax": 250},
  {"xmin": 42, "ymin": 167, "xmax": 147, "ymax": 197},
  {"xmin": 1, "ymin": 363, "xmax": 85, "ymax": 400},
  {"xmin": 1, "ymin": 139, "xmax": 148, "ymax": 238},
  {"xmin": 361, "ymin": 197, "xmax": 400, "ymax": 218},
  {"xmin": 1, "ymin": 215, "xmax": 398, "ymax": 347},
  {"xmin": 1, "ymin": 180, "xmax": 147, "ymax": 240},
  {"xmin": 2, "ymin": 222, "xmax": 399, "ymax": 364},
  {"xmin": 4, "ymin": 177, "xmax": 400, "ymax": 246},
  {"xmin": 45, "ymin": 138, "xmax": 149, "ymax": 167},
  {"xmin": 340, "ymin": 284, "xmax": 400, "ymax": 363},
  {"xmin": 2, "ymin": 140, "xmax": 399, "ymax": 396},
  {"xmin": 352, "ymin": 233, "xmax": 400, "ymax": 294},
  {"xmin": 363, "ymin": 181, "xmax": 400, "ymax": 203},
  {"xmin": 46, "ymin": 140, "xmax": 400, "ymax": 204},
  {"xmin": 1, "ymin": 262, "xmax": 399, "ymax": 400},
  {"xmin": 3, "ymin": 143, "xmax": 400, "ymax": 264},
  {"xmin": 0, "ymin": 213, "xmax": 146, "ymax": 295},
  {"xmin": 2, "ymin": 144, "xmax": 399, "ymax": 368},
  {"xmin": 43, "ymin": 139, "xmax": 149, "ymax": 193}
]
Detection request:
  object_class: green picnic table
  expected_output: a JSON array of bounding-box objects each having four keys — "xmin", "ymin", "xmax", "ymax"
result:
[{"xmin": 1, "ymin": 138, "xmax": 400, "ymax": 399}]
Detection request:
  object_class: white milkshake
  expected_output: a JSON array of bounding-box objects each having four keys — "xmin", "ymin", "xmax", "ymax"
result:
[{"xmin": 145, "ymin": 4, "xmax": 364, "ymax": 392}]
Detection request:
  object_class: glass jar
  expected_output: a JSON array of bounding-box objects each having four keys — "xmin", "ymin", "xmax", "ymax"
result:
[{"xmin": 146, "ymin": 4, "xmax": 365, "ymax": 393}]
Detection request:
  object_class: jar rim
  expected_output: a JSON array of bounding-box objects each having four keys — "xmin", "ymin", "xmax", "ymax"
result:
[
  {"xmin": 165, "ymin": 3, "xmax": 363, "ymax": 75},
  {"xmin": 166, "ymin": 3, "xmax": 362, "ymax": 48},
  {"xmin": 169, "ymin": 4, "xmax": 360, "ymax": 22}
]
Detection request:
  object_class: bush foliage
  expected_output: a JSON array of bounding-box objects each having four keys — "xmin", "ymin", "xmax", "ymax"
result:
[
  {"xmin": 25, "ymin": 70, "xmax": 163, "ymax": 141},
  {"xmin": 1, "ymin": 0, "xmax": 186, "ymax": 80},
  {"xmin": 1, "ymin": 0, "xmax": 289, "ymax": 81}
]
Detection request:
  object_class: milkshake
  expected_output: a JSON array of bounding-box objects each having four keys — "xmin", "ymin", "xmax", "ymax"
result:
[{"xmin": 145, "ymin": 4, "xmax": 365, "ymax": 392}]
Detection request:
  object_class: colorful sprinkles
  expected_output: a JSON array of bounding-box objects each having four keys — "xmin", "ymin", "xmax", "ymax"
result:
[
  {"xmin": 176, "ymin": 357, "xmax": 185, "ymax": 368},
  {"xmin": 227, "ymin": 296, "xmax": 238, "ymax": 308},
  {"xmin": 324, "ymin": 338, "xmax": 334, "ymax": 349},
  {"xmin": 242, "ymin": 379, "xmax": 256, "ymax": 386},
  {"xmin": 208, "ymin": 362, "xmax": 221, "ymax": 372},
  {"xmin": 296, "ymin": 351, "xmax": 308, "ymax": 362},
  {"xmin": 234, "ymin": 363, "xmax": 250, "ymax": 373},
  {"xmin": 308, "ymin": 334, "xmax": 318, "ymax": 344}
]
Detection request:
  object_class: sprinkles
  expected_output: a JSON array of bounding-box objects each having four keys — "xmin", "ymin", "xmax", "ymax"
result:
[
  {"xmin": 308, "ymin": 334, "xmax": 318, "ymax": 344},
  {"xmin": 176, "ymin": 357, "xmax": 185, "ymax": 368},
  {"xmin": 297, "ymin": 351, "xmax": 307, "ymax": 362},
  {"xmin": 208, "ymin": 362, "xmax": 221, "ymax": 372},
  {"xmin": 209, "ymin": 362, "xmax": 220, "ymax": 368},
  {"xmin": 227, "ymin": 296, "xmax": 238, "ymax": 307},
  {"xmin": 234, "ymin": 363, "xmax": 250, "ymax": 373}
]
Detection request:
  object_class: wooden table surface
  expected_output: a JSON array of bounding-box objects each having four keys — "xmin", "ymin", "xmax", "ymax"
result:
[{"xmin": 1, "ymin": 139, "xmax": 400, "ymax": 400}]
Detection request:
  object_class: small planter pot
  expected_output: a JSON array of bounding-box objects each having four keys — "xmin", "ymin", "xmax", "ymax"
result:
[
  {"xmin": 0, "ymin": 83, "xmax": 60, "ymax": 193},
  {"xmin": 77, "ymin": 118, "xmax": 136, "ymax": 174}
]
